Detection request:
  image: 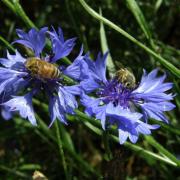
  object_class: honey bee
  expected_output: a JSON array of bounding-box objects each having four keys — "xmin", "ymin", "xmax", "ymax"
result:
[
  {"xmin": 25, "ymin": 57, "xmax": 61, "ymax": 80},
  {"xmin": 115, "ymin": 68, "xmax": 136, "ymax": 89}
]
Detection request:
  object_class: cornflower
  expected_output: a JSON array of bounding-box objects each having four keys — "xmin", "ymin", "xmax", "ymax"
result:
[
  {"xmin": 80, "ymin": 53, "xmax": 175, "ymax": 144},
  {"xmin": 0, "ymin": 27, "xmax": 85, "ymax": 126}
]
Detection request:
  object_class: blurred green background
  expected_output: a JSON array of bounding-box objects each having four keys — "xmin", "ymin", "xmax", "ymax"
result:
[{"xmin": 0, "ymin": 0, "xmax": 179, "ymax": 179}]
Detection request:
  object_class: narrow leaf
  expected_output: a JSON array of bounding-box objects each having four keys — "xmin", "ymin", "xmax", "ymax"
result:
[
  {"xmin": 99, "ymin": 8, "xmax": 116, "ymax": 77},
  {"xmin": 126, "ymin": 0, "xmax": 152, "ymax": 40},
  {"xmin": 145, "ymin": 136, "xmax": 180, "ymax": 167},
  {"xmin": 155, "ymin": 0, "xmax": 163, "ymax": 12},
  {"xmin": 59, "ymin": 123, "xmax": 76, "ymax": 152},
  {"xmin": 0, "ymin": 35, "xmax": 15, "ymax": 52}
]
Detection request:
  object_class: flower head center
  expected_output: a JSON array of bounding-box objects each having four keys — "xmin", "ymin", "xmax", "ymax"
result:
[{"xmin": 97, "ymin": 79, "xmax": 132, "ymax": 108}]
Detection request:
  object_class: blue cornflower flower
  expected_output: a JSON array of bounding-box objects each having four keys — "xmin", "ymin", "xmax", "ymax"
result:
[
  {"xmin": 0, "ymin": 27, "xmax": 83, "ymax": 126},
  {"xmin": 80, "ymin": 53, "xmax": 175, "ymax": 144}
]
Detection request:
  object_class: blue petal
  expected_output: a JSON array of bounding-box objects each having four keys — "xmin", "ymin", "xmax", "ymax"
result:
[
  {"xmin": 0, "ymin": 67, "xmax": 27, "ymax": 81},
  {"xmin": 48, "ymin": 27, "xmax": 76, "ymax": 62},
  {"xmin": 80, "ymin": 77, "xmax": 100, "ymax": 93},
  {"xmin": 94, "ymin": 105, "xmax": 107, "ymax": 130},
  {"xmin": 136, "ymin": 122, "xmax": 159, "ymax": 135},
  {"xmin": 153, "ymin": 82, "xmax": 173, "ymax": 92},
  {"xmin": 132, "ymin": 69, "xmax": 170, "ymax": 96},
  {"xmin": 1, "ymin": 106, "xmax": 12, "ymax": 120},
  {"xmin": 0, "ymin": 50, "xmax": 26, "ymax": 70},
  {"xmin": 80, "ymin": 93, "xmax": 101, "ymax": 116},
  {"xmin": 118, "ymin": 122, "xmax": 139, "ymax": 144},
  {"xmin": 13, "ymin": 39, "xmax": 33, "ymax": 50},
  {"xmin": 49, "ymin": 86, "xmax": 78, "ymax": 127},
  {"xmin": 14, "ymin": 27, "xmax": 48, "ymax": 57},
  {"xmin": 140, "ymin": 102, "xmax": 171, "ymax": 123},
  {"xmin": 95, "ymin": 52, "xmax": 108, "ymax": 83},
  {"xmin": 49, "ymin": 95, "xmax": 67, "ymax": 127},
  {"xmin": 16, "ymin": 29, "xmax": 29, "ymax": 39},
  {"xmin": 3, "ymin": 92, "xmax": 37, "ymax": 125},
  {"xmin": 118, "ymin": 129, "xmax": 128, "ymax": 144},
  {"xmin": 58, "ymin": 87, "xmax": 77, "ymax": 113},
  {"xmin": 80, "ymin": 92, "xmax": 100, "ymax": 109},
  {"xmin": 0, "ymin": 68, "xmax": 28, "ymax": 97},
  {"xmin": 129, "ymin": 133, "xmax": 138, "ymax": 144},
  {"xmin": 136, "ymin": 123, "xmax": 151, "ymax": 134},
  {"xmin": 133, "ymin": 92, "xmax": 174, "ymax": 102},
  {"xmin": 63, "ymin": 85, "xmax": 82, "ymax": 95},
  {"xmin": 106, "ymin": 103, "xmax": 142, "ymax": 122},
  {"xmin": 0, "ymin": 78, "xmax": 29, "ymax": 102},
  {"xmin": 147, "ymin": 102, "xmax": 175, "ymax": 111},
  {"xmin": 84, "ymin": 52, "xmax": 108, "ymax": 83},
  {"xmin": 63, "ymin": 46, "xmax": 89, "ymax": 80},
  {"xmin": 146, "ymin": 68, "xmax": 158, "ymax": 79}
]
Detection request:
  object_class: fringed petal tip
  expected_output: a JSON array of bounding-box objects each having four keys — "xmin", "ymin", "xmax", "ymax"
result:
[{"xmin": 2, "ymin": 93, "xmax": 37, "ymax": 126}]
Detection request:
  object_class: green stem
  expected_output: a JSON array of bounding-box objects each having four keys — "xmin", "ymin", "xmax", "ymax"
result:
[
  {"xmin": 75, "ymin": 109, "xmax": 101, "ymax": 128},
  {"xmin": 99, "ymin": 8, "xmax": 116, "ymax": 77},
  {"xmin": 102, "ymin": 131, "xmax": 113, "ymax": 160},
  {"xmin": 145, "ymin": 136, "xmax": 180, "ymax": 166},
  {"xmin": 2, "ymin": 0, "xmax": 36, "ymax": 29},
  {"xmin": 111, "ymin": 136, "xmax": 177, "ymax": 167},
  {"xmin": 0, "ymin": 35, "xmax": 15, "ymax": 52},
  {"xmin": 78, "ymin": 0, "xmax": 180, "ymax": 78},
  {"xmin": 54, "ymin": 121, "xmax": 69, "ymax": 180},
  {"xmin": 1, "ymin": 0, "xmax": 16, "ymax": 13},
  {"xmin": 151, "ymin": 119, "xmax": 180, "ymax": 136},
  {"xmin": 13, "ymin": 0, "xmax": 36, "ymax": 29},
  {"xmin": 0, "ymin": 165, "xmax": 30, "ymax": 179}
]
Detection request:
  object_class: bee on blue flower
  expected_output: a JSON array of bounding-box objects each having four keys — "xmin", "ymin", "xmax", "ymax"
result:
[
  {"xmin": 0, "ymin": 27, "xmax": 85, "ymax": 126},
  {"xmin": 80, "ymin": 52, "xmax": 175, "ymax": 144}
]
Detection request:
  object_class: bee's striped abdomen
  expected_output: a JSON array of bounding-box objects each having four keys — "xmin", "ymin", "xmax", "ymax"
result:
[{"xmin": 25, "ymin": 58, "xmax": 61, "ymax": 80}]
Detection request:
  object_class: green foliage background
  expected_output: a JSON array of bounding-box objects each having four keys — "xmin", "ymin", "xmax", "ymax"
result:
[{"xmin": 0, "ymin": 0, "xmax": 179, "ymax": 179}]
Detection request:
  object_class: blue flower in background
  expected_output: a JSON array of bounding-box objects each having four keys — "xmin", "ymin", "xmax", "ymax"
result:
[
  {"xmin": 80, "ymin": 53, "xmax": 175, "ymax": 144},
  {"xmin": 0, "ymin": 27, "xmax": 83, "ymax": 126}
]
